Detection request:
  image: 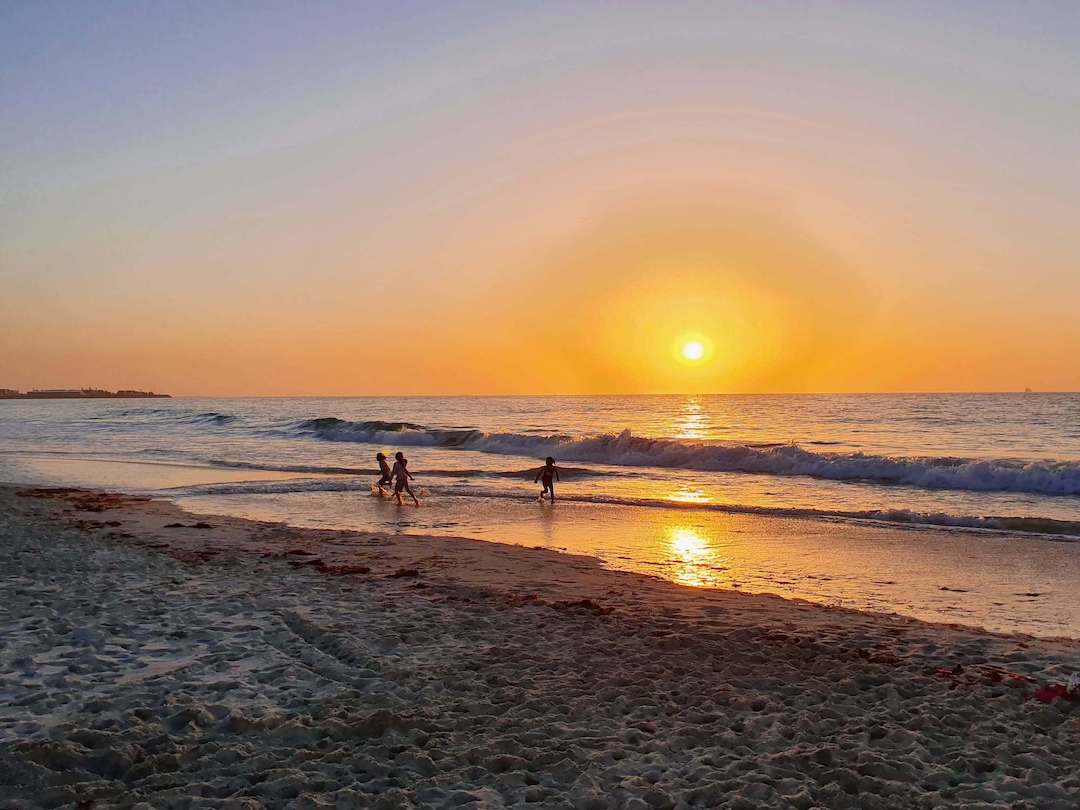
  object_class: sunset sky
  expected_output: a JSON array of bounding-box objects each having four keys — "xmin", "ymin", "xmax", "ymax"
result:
[{"xmin": 3, "ymin": 2, "xmax": 1079, "ymax": 395}]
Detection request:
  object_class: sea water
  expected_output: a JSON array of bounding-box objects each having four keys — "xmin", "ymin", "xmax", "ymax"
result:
[{"xmin": 2, "ymin": 394, "xmax": 1079, "ymax": 636}]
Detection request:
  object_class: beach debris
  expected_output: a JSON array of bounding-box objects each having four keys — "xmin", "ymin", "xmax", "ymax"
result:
[
  {"xmin": 932, "ymin": 664, "xmax": 966, "ymax": 684},
  {"xmin": 388, "ymin": 568, "xmax": 421, "ymax": 578},
  {"xmin": 319, "ymin": 564, "xmax": 371, "ymax": 576},
  {"xmin": 67, "ymin": 518, "xmax": 124, "ymax": 531},
  {"xmin": 163, "ymin": 522, "xmax": 215, "ymax": 529},
  {"xmin": 1033, "ymin": 674, "xmax": 1080, "ymax": 704},
  {"xmin": 854, "ymin": 647, "xmax": 902, "ymax": 665},
  {"xmin": 257, "ymin": 550, "xmax": 370, "ymax": 576},
  {"xmin": 978, "ymin": 666, "xmax": 1034, "ymax": 685},
  {"xmin": 504, "ymin": 591, "xmax": 543, "ymax": 608},
  {"xmin": 930, "ymin": 664, "xmax": 1035, "ymax": 689},
  {"xmin": 550, "ymin": 598, "xmax": 613, "ymax": 614},
  {"xmin": 1032, "ymin": 683, "xmax": 1079, "ymax": 704},
  {"xmin": 16, "ymin": 487, "xmax": 147, "ymax": 511},
  {"xmin": 15, "ymin": 486, "xmax": 83, "ymax": 498},
  {"xmin": 929, "ymin": 663, "xmax": 1076, "ymax": 704}
]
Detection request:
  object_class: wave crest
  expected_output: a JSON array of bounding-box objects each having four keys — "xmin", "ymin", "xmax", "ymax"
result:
[
  {"xmin": 194, "ymin": 412, "xmax": 236, "ymax": 425},
  {"xmin": 294, "ymin": 419, "xmax": 1080, "ymax": 497},
  {"xmin": 298, "ymin": 417, "xmax": 425, "ymax": 433}
]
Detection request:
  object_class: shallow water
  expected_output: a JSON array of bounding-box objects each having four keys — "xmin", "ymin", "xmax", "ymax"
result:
[{"xmin": 2, "ymin": 394, "xmax": 1079, "ymax": 637}]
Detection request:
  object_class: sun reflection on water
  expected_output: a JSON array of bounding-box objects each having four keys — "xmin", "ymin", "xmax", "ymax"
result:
[
  {"xmin": 667, "ymin": 525, "xmax": 726, "ymax": 588},
  {"xmin": 668, "ymin": 487, "xmax": 712, "ymax": 504},
  {"xmin": 675, "ymin": 397, "xmax": 708, "ymax": 439}
]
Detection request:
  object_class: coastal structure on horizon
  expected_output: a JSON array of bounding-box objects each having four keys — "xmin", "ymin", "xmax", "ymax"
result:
[{"xmin": 0, "ymin": 388, "xmax": 170, "ymax": 399}]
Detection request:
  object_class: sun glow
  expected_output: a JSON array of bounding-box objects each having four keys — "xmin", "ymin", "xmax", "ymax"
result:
[
  {"xmin": 681, "ymin": 340, "xmax": 705, "ymax": 361},
  {"xmin": 672, "ymin": 332, "xmax": 716, "ymax": 371}
]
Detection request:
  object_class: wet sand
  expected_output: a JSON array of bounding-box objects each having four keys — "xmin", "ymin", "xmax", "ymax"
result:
[
  {"xmin": 8, "ymin": 452, "xmax": 1080, "ymax": 639},
  {"xmin": 1, "ymin": 485, "xmax": 1078, "ymax": 808}
]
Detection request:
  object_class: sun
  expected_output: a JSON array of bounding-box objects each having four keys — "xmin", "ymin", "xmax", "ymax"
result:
[
  {"xmin": 672, "ymin": 333, "xmax": 713, "ymax": 366},
  {"xmin": 681, "ymin": 340, "xmax": 705, "ymax": 361}
]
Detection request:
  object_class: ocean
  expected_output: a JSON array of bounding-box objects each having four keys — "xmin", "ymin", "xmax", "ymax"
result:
[{"xmin": 2, "ymin": 394, "xmax": 1079, "ymax": 637}]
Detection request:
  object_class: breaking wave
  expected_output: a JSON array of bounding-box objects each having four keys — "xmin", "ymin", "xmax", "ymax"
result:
[
  {"xmin": 294, "ymin": 418, "xmax": 1080, "ymax": 497},
  {"xmin": 299, "ymin": 417, "xmax": 424, "ymax": 433}
]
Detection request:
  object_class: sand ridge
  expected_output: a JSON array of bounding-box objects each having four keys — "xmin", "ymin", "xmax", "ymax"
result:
[{"xmin": 1, "ymin": 486, "xmax": 1078, "ymax": 809}]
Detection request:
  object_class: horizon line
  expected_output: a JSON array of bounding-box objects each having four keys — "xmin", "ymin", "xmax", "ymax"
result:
[{"xmin": 44, "ymin": 389, "xmax": 1079, "ymax": 398}]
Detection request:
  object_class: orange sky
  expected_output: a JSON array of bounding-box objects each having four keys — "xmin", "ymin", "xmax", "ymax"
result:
[{"xmin": 3, "ymin": 4, "xmax": 1078, "ymax": 395}]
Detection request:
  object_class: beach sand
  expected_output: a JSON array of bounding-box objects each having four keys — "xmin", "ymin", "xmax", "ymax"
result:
[{"xmin": 1, "ymin": 485, "xmax": 1078, "ymax": 809}]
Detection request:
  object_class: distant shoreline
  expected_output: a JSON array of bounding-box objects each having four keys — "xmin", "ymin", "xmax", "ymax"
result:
[{"xmin": 0, "ymin": 389, "xmax": 169, "ymax": 400}]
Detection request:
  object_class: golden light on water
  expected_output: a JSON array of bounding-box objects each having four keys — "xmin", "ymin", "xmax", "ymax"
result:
[
  {"xmin": 667, "ymin": 526, "xmax": 725, "ymax": 588},
  {"xmin": 671, "ymin": 527, "xmax": 708, "ymax": 558},
  {"xmin": 669, "ymin": 487, "xmax": 711, "ymax": 504},
  {"xmin": 674, "ymin": 396, "xmax": 708, "ymax": 439}
]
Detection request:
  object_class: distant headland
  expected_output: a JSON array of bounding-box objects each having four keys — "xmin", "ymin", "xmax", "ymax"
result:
[{"xmin": 0, "ymin": 388, "xmax": 170, "ymax": 400}]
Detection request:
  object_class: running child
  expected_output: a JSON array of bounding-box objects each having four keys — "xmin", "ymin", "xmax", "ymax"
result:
[
  {"xmin": 391, "ymin": 451, "xmax": 420, "ymax": 506},
  {"xmin": 375, "ymin": 452, "xmax": 392, "ymax": 493},
  {"xmin": 534, "ymin": 456, "xmax": 561, "ymax": 503}
]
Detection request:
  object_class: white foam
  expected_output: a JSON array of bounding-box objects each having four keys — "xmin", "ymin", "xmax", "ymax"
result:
[{"xmin": 299, "ymin": 420, "xmax": 1080, "ymax": 497}]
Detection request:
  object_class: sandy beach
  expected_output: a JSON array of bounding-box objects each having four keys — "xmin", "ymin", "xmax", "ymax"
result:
[
  {"xmin": 1, "ymin": 484, "xmax": 1078, "ymax": 809},
  {"xmin": 9, "ymin": 1, "xmax": 1080, "ymax": 805}
]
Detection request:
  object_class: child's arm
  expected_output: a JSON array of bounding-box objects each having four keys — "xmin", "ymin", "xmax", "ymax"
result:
[{"xmin": 555, "ymin": 467, "xmax": 560, "ymax": 481}]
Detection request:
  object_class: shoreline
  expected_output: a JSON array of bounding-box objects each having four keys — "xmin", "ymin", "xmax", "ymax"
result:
[
  {"xmin": 7, "ymin": 450, "xmax": 1080, "ymax": 640},
  {"xmin": 8, "ymin": 447, "xmax": 1080, "ymax": 544},
  {"xmin": 7, "ymin": 483, "xmax": 1080, "ymax": 647},
  {"xmin": 2, "ymin": 484, "xmax": 1079, "ymax": 807}
]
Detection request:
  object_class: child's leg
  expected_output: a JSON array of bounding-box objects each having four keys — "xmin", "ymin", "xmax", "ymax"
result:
[{"xmin": 548, "ymin": 481, "xmax": 555, "ymax": 502}]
